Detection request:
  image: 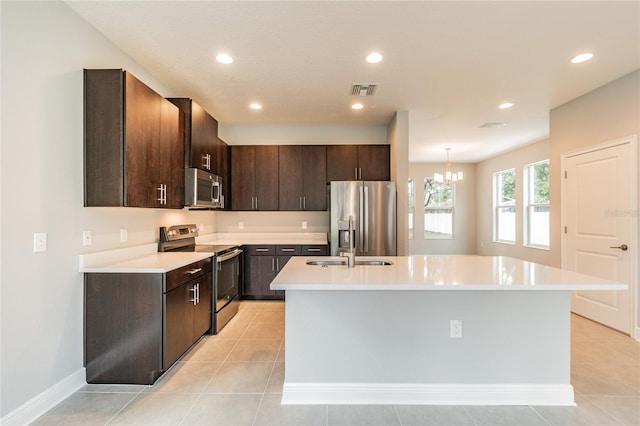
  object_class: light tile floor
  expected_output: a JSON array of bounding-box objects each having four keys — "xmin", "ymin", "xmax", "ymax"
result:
[{"xmin": 32, "ymin": 301, "xmax": 640, "ymax": 426}]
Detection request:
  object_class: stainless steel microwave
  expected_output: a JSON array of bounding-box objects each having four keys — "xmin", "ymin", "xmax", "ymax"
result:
[{"xmin": 184, "ymin": 168, "xmax": 223, "ymax": 209}]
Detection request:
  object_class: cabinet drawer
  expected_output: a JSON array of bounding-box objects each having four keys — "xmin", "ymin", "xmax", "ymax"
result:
[
  {"xmin": 246, "ymin": 245, "xmax": 276, "ymax": 256},
  {"xmin": 276, "ymin": 245, "xmax": 301, "ymax": 255},
  {"xmin": 301, "ymin": 245, "xmax": 328, "ymax": 255},
  {"xmin": 165, "ymin": 257, "xmax": 213, "ymax": 292}
]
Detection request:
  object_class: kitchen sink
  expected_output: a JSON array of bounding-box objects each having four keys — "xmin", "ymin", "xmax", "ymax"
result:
[{"xmin": 306, "ymin": 259, "xmax": 393, "ymax": 266}]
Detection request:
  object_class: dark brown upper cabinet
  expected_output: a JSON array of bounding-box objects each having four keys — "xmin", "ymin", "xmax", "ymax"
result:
[
  {"xmin": 278, "ymin": 145, "xmax": 327, "ymax": 211},
  {"xmin": 84, "ymin": 69, "xmax": 183, "ymax": 209},
  {"xmin": 230, "ymin": 145, "xmax": 279, "ymax": 211},
  {"xmin": 218, "ymin": 138, "xmax": 230, "ymax": 209},
  {"xmin": 326, "ymin": 144, "xmax": 390, "ymax": 181},
  {"xmin": 167, "ymin": 98, "xmax": 220, "ymax": 173}
]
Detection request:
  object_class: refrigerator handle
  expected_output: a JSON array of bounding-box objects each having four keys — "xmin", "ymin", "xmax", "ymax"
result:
[
  {"xmin": 359, "ymin": 185, "xmax": 364, "ymax": 255},
  {"xmin": 363, "ymin": 185, "xmax": 368, "ymax": 253}
]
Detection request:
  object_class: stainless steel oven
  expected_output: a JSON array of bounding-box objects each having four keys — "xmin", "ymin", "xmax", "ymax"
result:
[
  {"xmin": 210, "ymin": 247, "xmax": 242, "ymax": 333},
  {"xmin": 158, "ymin": 224, "xmax": 241, "ymax": 334}
]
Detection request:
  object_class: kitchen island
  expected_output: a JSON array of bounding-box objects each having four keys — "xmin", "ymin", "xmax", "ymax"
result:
[{"xmin": 270, "ymin": 255, "xmax": 627, "ymax": 406}]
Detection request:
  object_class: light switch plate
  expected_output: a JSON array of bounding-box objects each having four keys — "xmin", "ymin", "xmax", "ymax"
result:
[
  {"xmin": 33, "ymin": 233, "xmax": 47, "ymax": 253},
  {"xmin": 120, "ymin": 228, "xmax": 128, "ymax": 243}
]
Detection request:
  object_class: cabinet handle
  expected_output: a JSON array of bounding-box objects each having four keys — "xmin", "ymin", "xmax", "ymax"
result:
[
  {"xmin": 157, "ymin": 184, "xmax": 166, "ymax": 205},
  {"xmin": 196, "ymin": 283, "xmax": 200, "ymax": 304},
  {"xmin": 281, "ymin": 248, "xmax": 296, "ymax": 252},
  {"xmin": 202, "ymin": 153, "xmax": 211, "ymax": 170},
  {"xmin": 299, "ymin": 197, "xmax": 302, "ymax": 209},
  {"xmin": 306, "ymin": 248, "xmax": 321, "ymax": 252},
  {"xmin": 354, "ymin": 168, "xmax": 358, "ymax": 180},
  {"xmin": 358, "ymin": 168, "xmax": 362, "ymax": 180},
  {"xmin": 186, "ymin": 268, "xmax": 202, "ymax": 275},
  {"xmin": 189, "ymin": 285, "xmax": 197, "ymax": 305},
  {"xmin": 303, "ymin": 196, "xmax": 306, "ymax": 210},
  {"xmin": 271, "ymin": 258, "xmax": 275, "ymax": 271},
  {"xmin": 255, "ymin": 196, "xmax": 258, "ymax": 210},
  {"xmin": 255, "ymin": 248, "xmax": 270, "ymax": 252},
  {"xmin": 276, "ymin": 258, "xmax": 280, "ymax": 271}
]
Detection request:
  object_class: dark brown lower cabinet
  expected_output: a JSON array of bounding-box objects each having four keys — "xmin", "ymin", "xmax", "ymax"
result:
[
  {"xmin": 84, "ymin": 258, "xmax": 212, "ymax": 384},
  {"xmin": 242, "ymin": 244, "xmax": 328, "ymax": 300}
]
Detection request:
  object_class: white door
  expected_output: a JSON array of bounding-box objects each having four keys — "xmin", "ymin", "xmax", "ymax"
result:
[{"xmin": 563, "ymin": 137, "xmax": 636, "ymax": 334}]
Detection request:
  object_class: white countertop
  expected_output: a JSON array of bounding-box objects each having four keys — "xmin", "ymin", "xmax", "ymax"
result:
[
  {"xmin": 79, "ymin": 232, "xmax": 328, "ymax": 273},
  {"xmin": 270, "ymin": 255, "xmax": 628, "ymax": 291}
]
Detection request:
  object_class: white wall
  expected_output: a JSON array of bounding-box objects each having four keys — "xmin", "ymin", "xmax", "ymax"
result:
[
  {"xmin": 388, "ymin": 112, "xmax": 410, "ymax": 255},
  {"xmin": 0, "ymin": 1, "xmax": 218, "ymax": 418},
  {"xmin": 409, "ymin": 163, "xmax": 476, "ymax": 255},
  {"xmin": 219, "ymin": 125, "xmax": 387, "ymax": 146},
  {"xmin": 549, "ymin": 69, "xmax": 640, "ymax": 334},
  {"xmin": 475, "ymin": 139, "xmax": 551, "ymax": 265}
]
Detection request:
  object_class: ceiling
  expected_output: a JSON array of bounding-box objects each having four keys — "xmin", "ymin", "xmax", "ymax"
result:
[{"xmin": 65, "ymin": 1, "xmax": 639, "ymax": 163}]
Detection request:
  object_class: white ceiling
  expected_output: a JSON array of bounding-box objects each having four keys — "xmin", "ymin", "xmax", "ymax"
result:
[{"xmin": 66, "ymin": 1, "xmax": 639, "ymax": 163}]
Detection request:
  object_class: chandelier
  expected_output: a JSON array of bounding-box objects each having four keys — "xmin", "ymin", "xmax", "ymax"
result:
[{"xmin": 433, "ymin": 148, "xmax": 463, "ymax": 185}]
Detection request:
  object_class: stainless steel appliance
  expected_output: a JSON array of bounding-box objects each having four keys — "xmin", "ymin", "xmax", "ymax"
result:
[
  {"xmin": 158, "ymin": 224, "xmax": 241, "ymax": 334},
  {"xmin": 330, "ymin": 181, "xmax": 397, "ymax": 256},
  {"xmin": 184, "ymin": 168, "xmax": 224, "ymax": 209}
]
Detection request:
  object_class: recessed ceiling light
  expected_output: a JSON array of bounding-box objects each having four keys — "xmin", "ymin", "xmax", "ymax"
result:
[
  {"xmin": 249, "ymin": 103, "xmax": 262, "ymax": 110},
  {"xmin": 216, "ymin": 53, "xmax": 234, "ymax": 64},
  {"xmin": 571, "ymin": 53, "xmax": 593, "ymax": 64},
  {"xmin": 351, "ymin": 103, "xmax": 364, "ymax": 110},
  {"xmin": 498, "ymin": 102, "xmax": 514, "ymax": 109},
  {"xmin": 365, "ymin": 52, "xmax": 383, "ymax": 64}
]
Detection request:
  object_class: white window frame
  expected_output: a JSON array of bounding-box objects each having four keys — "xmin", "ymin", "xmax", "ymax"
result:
[
  {"xmin": 493, "ymin": 168, "xmax": 516, "ymax": 244},
  {"xmin": 424, "ymin": 177, "xmax": 454, "ymax": 239},
  {"xmin": 524, "ymin": 160, "xmax": 550, "ymax": 250},
  {"xmin": 408, "ymin": 178, "xmax": 415, "ymax": 240}
]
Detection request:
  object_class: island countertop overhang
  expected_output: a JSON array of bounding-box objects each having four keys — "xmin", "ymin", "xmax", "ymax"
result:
[{"xmin": 270, "ymin": 255, "xmax": 628, "ymax": 291}]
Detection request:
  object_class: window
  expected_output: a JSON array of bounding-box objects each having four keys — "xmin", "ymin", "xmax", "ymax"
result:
[
  {"xmin": 424, "ymin": 178, "xmax": 453, "ymax": 238},
  {"xmin": 525, "ymin": 160, "xmax": 550, "ymax": 248},
  {"xmin": 494, "ymin": 169, "xmax": 516, "ymax": 243},
  {"xmin": 408, "ymin": 179, "xmax": 415, "ymax": 239}
]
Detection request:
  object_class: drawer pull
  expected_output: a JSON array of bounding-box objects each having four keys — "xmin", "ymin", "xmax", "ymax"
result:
[
  {"xmin": 255, "ymin": 248, "xmax": 270, "ymax": 252},
  {"xmin": 281, "ymin": 248, "xmax": 296, "ymax": 252},
  {"xmin": 306, "ymin": 248, "xmax": 322, "ymax": 252},
  {"xmin": 186, "ymin": 268, "xmax": 202, "ymax": 275}
]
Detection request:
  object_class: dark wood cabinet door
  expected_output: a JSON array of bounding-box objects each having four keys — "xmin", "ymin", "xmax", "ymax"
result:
[
  {"xmin": 231, "ymin": 146, "xmax": 256, "ymax": 210},
  {"xmin": 159, "ymin": 98, "xmax": 184, "ymax": 209},
  {"xmin": 245, "ymin": 255, "xmax": 277, "ymax": 297},
  {"xmin": 358, "ymin": 145, "xmax": 390, "ymax": 181},
  {"xmin": 190, "ymin": 101, "xmax": 208, "ymax": 170},
  {"xmin": 205, "ymin": 113, "xmax": 219, "ymax": 173},
  {"xmin": 255, "ymin": 146, "xmax": 279, "ymax": 210},
  {"xmin": 278, "ymin": 145, "xmax": 303, "ymax": 210},
  {"xmin": 164, "ymin": 283, "xmax": 193, "ymax": 368},
  {"xmin": 193, "ymin": 272, "xmax": 213, "ymax": 340},
  {"xmin": 327, "ymin": 145, "xmax": 359, "ymax": 181},
  {"xmin": 124, "ymin": 72, "xmax": 161, "ymax": 207},
  {"xmin": 302, "ymin": 145, "xmax": 327, "ymax": 210},
  {"xmin": 218, "ymin": 139, "xmax": 230, "ymax": 209}
]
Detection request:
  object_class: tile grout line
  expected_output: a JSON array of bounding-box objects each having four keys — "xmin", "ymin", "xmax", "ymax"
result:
[{"xmin": 102, "ymin": 387, "xmax": 145, "ymax": 426}]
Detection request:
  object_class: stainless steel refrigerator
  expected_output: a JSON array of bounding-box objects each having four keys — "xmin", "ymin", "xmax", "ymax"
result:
[{"xmin": 330, "ymin": 181, "xmax": 397, "ymax": 256}]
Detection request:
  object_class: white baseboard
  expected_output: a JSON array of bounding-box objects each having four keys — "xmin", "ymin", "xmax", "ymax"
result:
[
  {"xmin": 281, "ymin": 382, "xmax": 576, "ymax": 406},
  {"xmin": 634, "ymin": 325, "xmax": 640, "ymax": 342},
  {"xmin": 1, "ymin": 368, "xmax": 86, "ymax": 425}
]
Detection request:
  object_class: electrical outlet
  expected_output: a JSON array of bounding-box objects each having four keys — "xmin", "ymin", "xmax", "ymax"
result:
[
  {"xmin": 120, "ymin": 228, "xmax": 128, "ymax": 243},
  {"xmin": 302, "ymin": 221, "xmax": 307, "ymax": 229},
  {"xmin": 238, "ymin": 222, "xmax": 244, "ymax": 230},
  {"xmin": 82, "ymin": 230, "xmax": 92, "ymax": 246},
  {"xmin": 33, "ymin": 233, "xmax": 47, "ymax": 253},
  {"xmin": 450, "ymin": 320, "xmax": 463, "ymax": 338}
]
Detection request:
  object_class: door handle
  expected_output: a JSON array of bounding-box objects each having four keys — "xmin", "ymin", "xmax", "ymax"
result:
[{"xmin": 609, "ymin": 244, "xmax": 629, "ymax": 251}]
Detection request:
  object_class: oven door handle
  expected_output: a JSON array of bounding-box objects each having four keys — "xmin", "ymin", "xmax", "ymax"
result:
[{"xmin": 217, "ymin": 249, "xmax": 243, "ymax": 263}]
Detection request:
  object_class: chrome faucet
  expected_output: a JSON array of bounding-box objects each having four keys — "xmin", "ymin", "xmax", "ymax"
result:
[{"xmin": 341, "ymin": 215, "xmax": 356, "ymax": 267}]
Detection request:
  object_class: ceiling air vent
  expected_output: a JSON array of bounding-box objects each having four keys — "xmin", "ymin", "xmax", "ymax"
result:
[
  {"xmin": 351, "ymin": 84, "xmax": 377, "ymax": 96},
  {"xmin": 480, "ymin": 122, "xmax": 507, "ymax": 128}
]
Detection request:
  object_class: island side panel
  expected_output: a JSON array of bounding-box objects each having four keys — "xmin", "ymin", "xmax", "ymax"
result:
[{"xmin": 284, "ymin": 290, "xmax": 571, "ymax": 386}]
